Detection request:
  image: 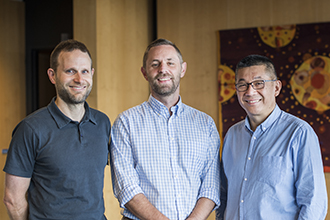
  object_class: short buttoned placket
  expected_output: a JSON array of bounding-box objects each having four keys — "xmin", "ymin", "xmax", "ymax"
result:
[{"xmin": 77, "ymin": 122, "xmax": 84, "ymax": 143}]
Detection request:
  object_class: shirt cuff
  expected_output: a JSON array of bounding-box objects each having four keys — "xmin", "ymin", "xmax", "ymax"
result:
[
  {"xmin": 197, "ymin": 188, "xmax": 221, "ymax": 210},
  {"xmin": 117, "ymin": 184, "xmax": 144, "ymax": 208}
]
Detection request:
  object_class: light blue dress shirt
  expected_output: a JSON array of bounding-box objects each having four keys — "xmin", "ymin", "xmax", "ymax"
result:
[
  {"xmin": 217, "ymin": 105, "xmax": 327, "ymax": 220},
  {"xmin": 110, "ymin": 95, "xmax": 220, "ymax": 220}
]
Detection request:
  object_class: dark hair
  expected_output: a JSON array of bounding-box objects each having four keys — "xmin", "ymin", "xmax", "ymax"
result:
[
  {"xmin": 142, "ymin": 38, "xmax": 183, "ymax": 69},
  {"xmin": 50, "ymin": 39, "xmax": 92, "ymax": 72},
  {"xmin": 235, "ymin": 54, "xmax": 277, "ymax": 80}
]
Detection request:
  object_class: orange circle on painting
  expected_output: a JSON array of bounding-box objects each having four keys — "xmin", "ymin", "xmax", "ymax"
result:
[
  {"xmin": 218, "ymin": 65, "xmax": 236, "ymax": 103},
  {"xmin": 258, "ymin": 25, "xmax": 296, "ymax": 48},
  {"xmin": 291, "ymin": 56, "xmax": 330, "ymax": 112},
  {"xmin": 311, "ymin": 73, "xmax": 325, "ymax": 89}
]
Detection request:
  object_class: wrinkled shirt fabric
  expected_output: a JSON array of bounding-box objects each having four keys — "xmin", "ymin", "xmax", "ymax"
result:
[
  {"xmin": 217, "ymin": 105, "xmax": 327, "ymax": 220},
  {"xmin": 110, "ymin": 95, "xmax": 220, "ymax": 220}
]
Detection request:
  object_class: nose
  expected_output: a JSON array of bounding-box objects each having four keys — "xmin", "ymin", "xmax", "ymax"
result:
[
  {"xmin": 158, "ymin": 62, "xmax": 167, "ymax": 73},
  {"xmin": 245, "ymin": 83, "xmax": 257, "ymax": 95},
  {"xmin": 73, "ymin": 72, "xmax": 84, "ymax": 83}
]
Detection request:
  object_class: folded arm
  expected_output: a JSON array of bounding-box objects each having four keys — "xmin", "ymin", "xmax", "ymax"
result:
[{"xmin": 3, "ymin": 173, "xmax": 30, "ymax": 220}]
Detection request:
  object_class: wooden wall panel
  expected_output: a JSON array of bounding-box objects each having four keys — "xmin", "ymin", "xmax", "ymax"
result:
[
  {"xmin": 157, "ymin": 0, "xmax": 330, "ymax": 219},
  {"xmin": 74, "ymin": 0, "xmax": 98, "ymax": 109},
  {"xmin": 74, "ymin": 0, "xmax": 153, "ymax": 218},
  {"xmin": 96, "ymin": 0, "xmax": 153, "ymax": 122},
  {"xmin": 0, "ymin": 1, "xmax": 25, "ymax": 219},
  {"xmin": 96, "ymin": 0, "xmax": 153, "ymax": 213},
  {"xmin": 157, "ymin": 0, "xmax": 330, "ymax": 125}
]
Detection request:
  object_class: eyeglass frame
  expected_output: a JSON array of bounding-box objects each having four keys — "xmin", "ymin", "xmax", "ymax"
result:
[{"xmin": 235, "ymin": 79, "xmax": 277, "ymax": 92}]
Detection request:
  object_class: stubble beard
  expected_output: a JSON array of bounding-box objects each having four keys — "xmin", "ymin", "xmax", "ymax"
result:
[
  {"xmin": 56, "ymin": 82, "xmax": 92, "ymax": 105},
  {"xmin": 150, "ymin": 74, "xmax": 180, "ymax": 97}
]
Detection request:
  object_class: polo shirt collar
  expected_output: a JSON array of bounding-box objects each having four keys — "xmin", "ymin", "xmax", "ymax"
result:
[{"xmin": 47, "ymin": 97, "xmax": 96, "ymax": 129}]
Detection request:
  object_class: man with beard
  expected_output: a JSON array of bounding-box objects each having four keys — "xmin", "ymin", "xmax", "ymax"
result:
[
  {"xmin": 3, "ymin": 40, "xmax": 110, "ymax": 220},
  {"xmin": 110, "ymin": 38, "xmax": 220, "ymax": 220}
]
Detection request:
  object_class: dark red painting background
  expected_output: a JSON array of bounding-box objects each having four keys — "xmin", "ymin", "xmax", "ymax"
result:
[{"xmin": 218, "ymin": 22, "xmax": 330, "ymax": 171}]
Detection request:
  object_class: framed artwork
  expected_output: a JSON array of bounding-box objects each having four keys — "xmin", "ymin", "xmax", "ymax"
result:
[{"xmin": 218, "ymin": 22, "xmax": 330, "ymax": 171}]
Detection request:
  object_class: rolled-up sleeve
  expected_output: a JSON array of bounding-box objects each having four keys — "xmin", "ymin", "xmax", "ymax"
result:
[
  {"xmin": 110, "ymin": 115, "xmax": 144, "ymax": 207},
  {"xmin": 197, "ymin": 120, "xmax": 221, "ymax": 209}
]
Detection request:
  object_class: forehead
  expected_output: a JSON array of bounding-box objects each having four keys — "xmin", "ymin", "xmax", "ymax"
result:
[
  {"xmin": 58, "ymin": 50, "xmax": 92, "ymax": 67},
  {"xmin": 147, "ymin": 45, "xmax": 180, "ymax": 61},
  {"xmin": 236, "ymin": 65, "xmax": 271, "ymax": 81}
]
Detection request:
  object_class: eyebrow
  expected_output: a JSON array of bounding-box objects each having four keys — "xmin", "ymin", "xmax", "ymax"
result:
[
  {"xmin": 151, "ymin": 58, "xmax": 174, "ymax": 62},
  {"xmin": 237, "ymin": 76, "xmax": 263, "ymax": 82},
  {"xmin": 65, "ymin": 67, "xmax": 90, "ymax": 72}
]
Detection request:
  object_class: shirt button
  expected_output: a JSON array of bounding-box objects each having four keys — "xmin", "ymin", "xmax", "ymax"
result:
[
  {"xmin": 244, "ymin": 178, "xmax": 247, "ymax": 181},
  {"xmin": 241, "ymin": 200, "xmax": 244, "ymax": 203},
  {"xmin": 253, "ymin": 136, "xmax": 256, "ymax": 140},
  {"xmin": 248, "ymin": 157, "xmax": 251, "ymax": 160}
]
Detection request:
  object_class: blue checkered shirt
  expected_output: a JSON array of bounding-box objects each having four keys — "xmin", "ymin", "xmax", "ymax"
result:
[{"xmin": 110, "ymin": 95, "xmax": 220, "ymax": 220}]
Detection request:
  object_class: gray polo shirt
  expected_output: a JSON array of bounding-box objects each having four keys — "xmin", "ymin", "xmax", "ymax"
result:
[{"xmin": 4, "ymin": 97, "xmax": 110, "ymax": 220}]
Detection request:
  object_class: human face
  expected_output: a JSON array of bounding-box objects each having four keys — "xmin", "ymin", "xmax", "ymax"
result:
[
  {"xmin": 48, "ymin": 50, "xmax": 94, "ymax": 105},
  {"xmin": 236, "ymin": 65, "xmax": 281, "ymax": 122},
  {"xmin": 141, "ymin": 45, "xmax": 186, "ymax": 99}
]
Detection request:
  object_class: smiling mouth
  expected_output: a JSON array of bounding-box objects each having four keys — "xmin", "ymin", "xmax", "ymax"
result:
[
  {"xmin": 158, "ymin": 77, "xmax": 171, "ymax": 82},
  {"xmin": 70, "ymin": 85, "xmax": 86, "ymax": 91},
  {"xmin": 246, "ymin": 99, "xmax": 261, "ymax": 104}
]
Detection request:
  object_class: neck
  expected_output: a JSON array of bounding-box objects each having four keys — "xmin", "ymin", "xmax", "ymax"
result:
[
  {"xmin": 151, "ymin": 93, "xmax": 180, "ymax": 115},
  {"xmin": 248, "ymin": 117, "xmax": 260, "ymax": 132},
  {"xmin": 55, "ymin": 97, "xmax": 86, "ymax": 122},
  {"xmin": 248, "ymin": 105, "xmax": 276, "ymax": 131}
]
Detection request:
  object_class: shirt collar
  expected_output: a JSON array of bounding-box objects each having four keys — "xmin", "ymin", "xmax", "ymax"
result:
[
  {"xmin": 245, "ymin": 104, "xmax": 281, "ymax": 132},
  {"xmin": 147, "ymin": 95, "xmax": 184, "ymax": 117},
  {"xmin": 47, "ymin": 97, "xmax": 96, "ymax": 129}
]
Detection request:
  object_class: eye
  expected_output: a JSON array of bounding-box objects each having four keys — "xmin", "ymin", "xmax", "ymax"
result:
[
  {"xmin": 237, "ymin": 83, "xmax": 247, "ymax": 88},
  {"xmin": 254, "ymin": 81, "xmax": 264, "ymax": 86},
  {"xmin": 151, "ymin": 63, "xmax": 159, "ymax": 67},
  {"xmin": 168, "ymin": 62, "xmax": 174, "ymax": 66},
  {"xmin": 66, "ymin": 69, "xmax": 75, "ymax": 75}
]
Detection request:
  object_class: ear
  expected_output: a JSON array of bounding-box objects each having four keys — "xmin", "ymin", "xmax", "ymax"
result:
[
  {"xmin": 91, "ymin": 68, "xmax": 95, "ymax": 76},
  {"xmin": 141, "ymin": 67, "xmax": 148, "ymax": 81},
  {"xmin": 274, "ymin": 80, "xmax": 282, "ymax": 97},
  {"xmin": 47, "ymin": 68, "xmax": 56, "ymax": 85},
  {"xmin": 180, "ymin": 62, "xmax": 187, "ymax": 78}
]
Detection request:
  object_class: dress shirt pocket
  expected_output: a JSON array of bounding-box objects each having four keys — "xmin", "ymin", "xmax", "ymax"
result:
[{"xmin": 257, "ymin": 156, "xmax": 285, "ymax": 186}]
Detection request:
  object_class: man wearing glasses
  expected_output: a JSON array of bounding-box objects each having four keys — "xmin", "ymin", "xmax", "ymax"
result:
[{"xmin": 217, "ymin": 54, "xmax": 327, "ymax": 219}]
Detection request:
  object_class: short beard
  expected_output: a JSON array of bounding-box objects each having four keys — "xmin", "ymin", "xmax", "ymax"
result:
[
  {"xmin": 150, "ymin": 74, "xmax": 180, "ymax": 97},
  {"xmin": 56, "ymin": 83, "xmax": 92, "ymax": 105}
]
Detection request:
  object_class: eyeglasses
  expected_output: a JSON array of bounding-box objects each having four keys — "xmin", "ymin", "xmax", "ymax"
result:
[{"xmin": 235, "ymin": 79, "xmax": 277, "ymax": 92}]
